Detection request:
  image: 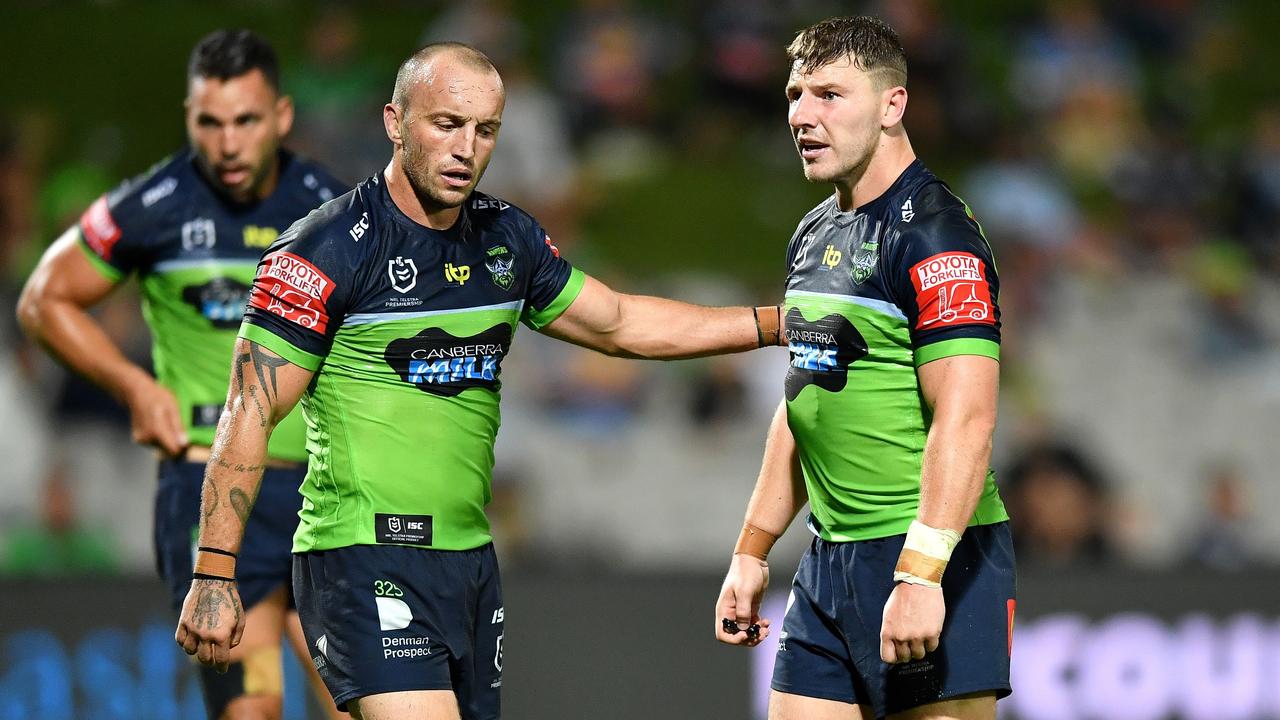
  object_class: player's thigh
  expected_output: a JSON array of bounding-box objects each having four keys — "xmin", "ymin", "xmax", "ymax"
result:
[
  {"xmin": 887, "ymin": 691, "xmax": 997, "ymax": 720},
  {"xmin": 282, "ymin": 609, "xmax": 350, "ymax": 719},
  {"xmin": 350, "ymin": 690, "xmax": 462, "ymax": 720},
  {"xmin": 769, "ymin": 690, "xmax": 869, "ymax": 720}
]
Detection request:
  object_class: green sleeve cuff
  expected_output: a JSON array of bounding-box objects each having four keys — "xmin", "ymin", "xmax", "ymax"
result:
[
  {"xmin": 523, "ymin": 267, "xmax": 586, "ymax": 330},
  {"xmin": 914, "ymin": 337, "xmax": 1000, "ymax": 367},
  {"xmin": 76, "ymin": 234, "xmax": 124, "ymax": 282},
  {"xmin": 239, "ymin": 322, "xmax": 325, "ymax": 371}
]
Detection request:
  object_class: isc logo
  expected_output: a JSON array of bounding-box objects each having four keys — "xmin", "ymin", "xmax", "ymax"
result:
[
  {"xmin": 444, "ymin": 263, "xmax": 471, "ymax": 286},
  {"xmin": 349, "ymin": 212, "xmax": 370, "ymax": 242}
]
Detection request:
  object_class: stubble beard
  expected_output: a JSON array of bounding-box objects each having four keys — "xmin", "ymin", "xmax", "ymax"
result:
[
  {"xmin": 401, "ymin": 137, "xmax": 470, "ymax": 213},
  {"xmin": 804, "ymin": 131, "xmax": 877, "ymax": 191}
]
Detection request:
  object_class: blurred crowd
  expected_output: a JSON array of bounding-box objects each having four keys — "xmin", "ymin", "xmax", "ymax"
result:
[{"xmin": 1, "ymin": 0, "xmax": 1278, "ymax": 576}]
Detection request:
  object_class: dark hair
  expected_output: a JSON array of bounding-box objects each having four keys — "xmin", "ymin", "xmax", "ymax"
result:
[
  {"xmin": 786, "ymin": 16, "xmax": 907, "ymax": 87},
  {"xmin": 188, "ymin": 29, "xmax": 280, "ymax": 91}
]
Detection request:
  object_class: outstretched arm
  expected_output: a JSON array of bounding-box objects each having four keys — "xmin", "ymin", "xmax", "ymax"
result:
[
  {"xmin": 174, "ymin": 338, "xmax": 314, "ymax": 671},
  {"xmin": 714, "ymin": 400, "xmax": 807, "ymax": 646},
  {"xmin": 17, "ymin": 227, "xmax": 188, "ymax": 455},
  {"xmin": 539, "ymin": 274, "xmax": 781, "ymax": 359},
  {"xmin": 879, "ymin": 354, "xmax": 999, "ymax": 664}
]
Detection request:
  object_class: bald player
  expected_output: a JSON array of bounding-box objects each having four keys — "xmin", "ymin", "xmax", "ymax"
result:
[{"xmin": 174, "ymin": 42, "xmax": 784, "ymax": 720}]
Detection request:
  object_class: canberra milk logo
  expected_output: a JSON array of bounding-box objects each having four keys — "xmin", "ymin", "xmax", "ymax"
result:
[
  {"xmin": 181, "ymin": 277, "xmax": 252, "ymax": 328},
  {"xmin": 388, "ymin": 256, "xmax": 418, "ymax": 293},
  {"xmin": 783, "ymin": 307, "xmax": 869, "ymax": 401},
  {"xmin": 384, "ymin": 324, "xmax": 514, "ymax": 397}
]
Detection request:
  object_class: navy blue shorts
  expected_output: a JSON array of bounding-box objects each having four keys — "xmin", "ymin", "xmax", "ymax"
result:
[
  {"xmin": 293, "ymin": 543, "xmax": 504, "ymax": 718},
  {"xmin": 153, "ymin": 458, "xmax": 305, "ymax": 612},
  {"xmin": 772, "ymin": 521, "xmax": 1015, "ymax": 717}
]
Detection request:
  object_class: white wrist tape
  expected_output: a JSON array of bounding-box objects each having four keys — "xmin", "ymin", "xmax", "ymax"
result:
[{"xmin": 892, "ymin": 521, "xmax": 961, "ymax": 588}]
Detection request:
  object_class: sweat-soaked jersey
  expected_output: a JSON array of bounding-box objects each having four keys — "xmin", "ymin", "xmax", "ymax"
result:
[
  {"xmin": 783, "ymin": 159, "xmax": 1008, "ymax": 542},
  {"xmin": 77, "ymin": 149, "xmax": 345, "ymax": 461},
  {"xmin": 239, "ymin": 174, "xmax": 584, "ymax": 553}
]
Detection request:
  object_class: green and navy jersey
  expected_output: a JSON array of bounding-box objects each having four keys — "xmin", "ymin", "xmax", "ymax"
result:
[
  {"xmin": 240, "ymin": 174, "xmax": 584, "ymax": 553},
  {"xmin": 77, "ymin": 150, "xmax": 345, "ymax": 461},
  {"xmin": 784, "ymin": 159, "xmax": 1008, "ymax": 542}
]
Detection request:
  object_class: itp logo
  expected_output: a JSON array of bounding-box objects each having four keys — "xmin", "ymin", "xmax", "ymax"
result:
[
  {"xmin": 821, "ymin": 244, "xmax": 842, "ymax": 269},
  {"xmin": 444, "ymin": 263, "xmax": 470, "ymax": 286}
]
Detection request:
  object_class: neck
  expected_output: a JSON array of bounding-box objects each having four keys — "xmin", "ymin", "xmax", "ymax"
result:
[
  {"xmin": 832, "ymin": 133, "xmax": 916, "ymax": 211},
  {"xmin": 384, "ymin": 155, "xmax": 461, "ymax": 230},
  {"xmin": 251, "ymin": 160, "xmax": 281, "ymax": 203}
]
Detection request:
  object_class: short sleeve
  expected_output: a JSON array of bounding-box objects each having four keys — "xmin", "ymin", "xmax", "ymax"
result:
[
  {"xmin": 76, "ymin": 187, "xmax": 156, "ymax": 280},
  {"xmin": 889, "ymin": 199, "xmax": 1001, "ymax": 367},
  {"xmin": 240, "ymin": 217, "xmax": 358, "ymax": 371},
  {"xmin": 520, "ymin": 223, "xmax": 584, "ymax": 330}
]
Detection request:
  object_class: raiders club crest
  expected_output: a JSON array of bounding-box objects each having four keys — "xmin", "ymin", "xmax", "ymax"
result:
[
  {"xmin": 851, "ymin": 237, "xmax": 879, "ymax": 284},
  {"xmin": 485, "ymin": 246, "xmax": 516, "ymax": 290}
]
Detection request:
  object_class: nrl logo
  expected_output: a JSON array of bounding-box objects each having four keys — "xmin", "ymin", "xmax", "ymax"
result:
[
  {"xmin": 485, "ymin": 252, "xmax": 516, "ymax": 290},
  {"xmin": 389, "ymin": 256, "xmax": 418, "ymax": 293},
  {"xmin": 387, "ymin": 516, "xmax": 402, "ymax": 533},
  {"xmin": 851, "ymin": 238, "xmax": 879, "ymax": 284}
]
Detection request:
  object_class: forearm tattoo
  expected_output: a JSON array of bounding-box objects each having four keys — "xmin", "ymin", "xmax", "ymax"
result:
[
  {"xmin": 229, "ymin": 487, "xmax": 252, "ymax": 524},
  {"xmin": 202, "ymin": 477, "xmax": 220, "ymax": 521}
]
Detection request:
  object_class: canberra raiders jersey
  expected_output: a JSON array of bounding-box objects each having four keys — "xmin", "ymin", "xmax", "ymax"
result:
[
  {"xmin": 784, "ymin": 159, "xmax": 1008, "ymax": 542},
  {"xmin": 77, "ymin": 149, "xmax": 345, "ymax": 461},
  {"xmin": 240, "ymin": 174, "xmax": 583, "ymax": 553}
]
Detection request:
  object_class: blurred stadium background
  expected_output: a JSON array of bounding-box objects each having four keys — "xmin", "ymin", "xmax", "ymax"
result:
[{"xmin": 2, "ymin": 0, "xmax": 1280, "ymax": 718}]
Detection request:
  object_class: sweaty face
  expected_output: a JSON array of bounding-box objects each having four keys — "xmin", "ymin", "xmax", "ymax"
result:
[
  {"xmin": 786, "ymin": 58, "xmax": 889, "ymax": 186},
  {"xmin": 396, "ymin": 62, "xmax": 504, "ymax": 211},
  {"xmin": 185, "ymin": 69, "xmax": 292, "ymax": 203}
]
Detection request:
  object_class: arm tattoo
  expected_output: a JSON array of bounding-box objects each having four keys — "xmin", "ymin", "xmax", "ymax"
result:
[
  {"xmin": 248, "ymin": 342, "xmax": 289, "ymax": 404},
  {"xmin": 232, "ymin": 346, "xmax": 276, "ymax": 428}
]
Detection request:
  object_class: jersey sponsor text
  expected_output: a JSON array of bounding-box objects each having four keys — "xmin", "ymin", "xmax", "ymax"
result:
[
  {"xmin": 80, "ymin": 197, "xmax": 122, "ymax": 260},
  {"xmin": 250, "ymin": 252, "xmax": 337, "ymax": 333},
  {"xmin": 910, "ymin": 252, "xmax": 995, "ymax": 329}
]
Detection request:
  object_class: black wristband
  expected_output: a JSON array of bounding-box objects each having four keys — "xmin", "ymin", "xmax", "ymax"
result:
[
  {"xmin": 192, "ymin": 572, "xmax": 235, "ymax": 581},
  {"xmin": 197, "ymin": 546, "xmax": 237, "ymax": 558}
]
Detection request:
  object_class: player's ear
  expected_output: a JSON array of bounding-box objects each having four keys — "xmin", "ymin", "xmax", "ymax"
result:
[
  {"xmin": 274, "ymin": 95, "xmax": 295, "ymax": 137},
  {"xmin": 881, "ymin": 85, "xmax": 907, "ymax": 130},
  {"xmin": 383, "ymin": 103, "xmax": 403, "ymax": 148}
]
